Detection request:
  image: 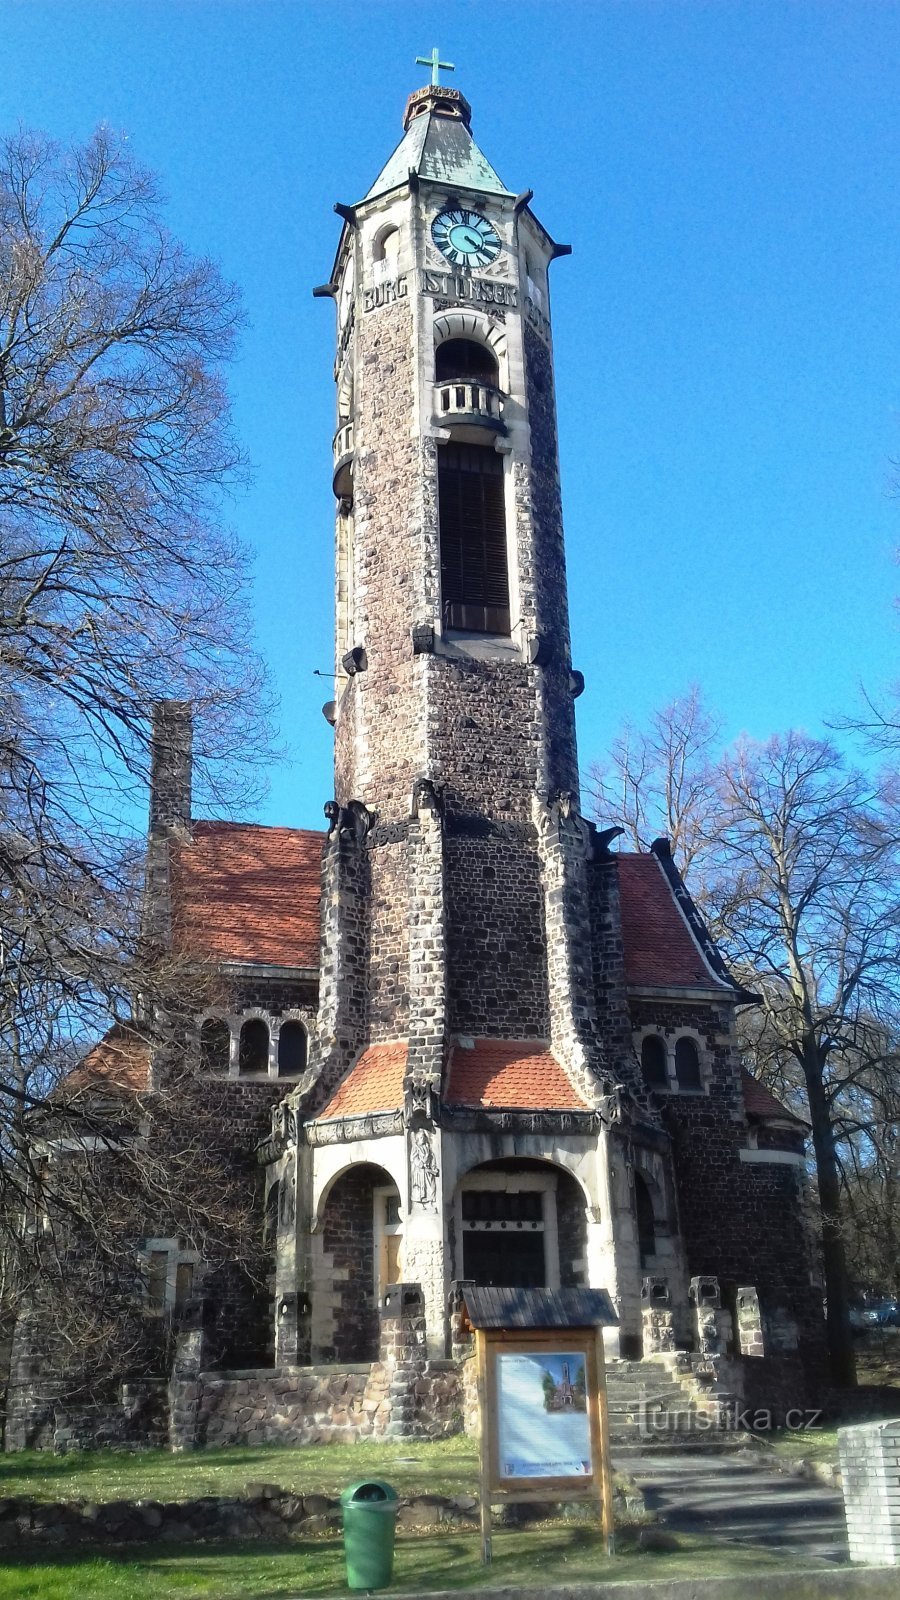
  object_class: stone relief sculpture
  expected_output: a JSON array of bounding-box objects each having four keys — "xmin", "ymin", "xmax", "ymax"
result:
[
  {"xmin": 410, "ymin": 1127, "xmax": 439, "ymax": 1209},
  {"xmin": 280, "ymin": 1158, "xmax": 296, "ymax": 1227}
]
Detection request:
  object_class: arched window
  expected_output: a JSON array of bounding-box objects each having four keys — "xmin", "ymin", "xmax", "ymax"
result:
[
  {"xmin": 239, "ymin": 1018, "xmax": 269, "ymax": 1076},
  {"xmin": 438, "ymin": 442, "xmax": 509, "ymax": 635},
  {"xmin": 373, "ymin": 224, "xmax": 400, "ymax": 264},
  {"xmin": 435, "ymin": 338, "xmax": 499, "ymax": 388},
  {"xmin": 674, "ymin": 1036, "xmax": 703, "ymax": 1092},
  {"xmin": 634, "ymin": 1172, "xmax": 656, "ymax": 1267},
  {"xmin": 640, "ymin": 1035, "xmax": 668, "ymax": 1089},
  {"xmin": 200, "ymin": 1018, "xmax": 230, "ymax": 1075},
  {"xmin": 277, "ymin": 1021, "xmax": 307, "ymax": 1078}
]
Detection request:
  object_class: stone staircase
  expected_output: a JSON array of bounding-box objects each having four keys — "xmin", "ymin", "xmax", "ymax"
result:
[{"xmin": 605, "ymin": 1358, "xmax": 743, "ymax": 1450}]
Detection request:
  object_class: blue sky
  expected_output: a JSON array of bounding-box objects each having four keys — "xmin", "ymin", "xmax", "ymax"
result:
[{"xmin": 4, "ymin": 0, "xmax": 900, "ymax": 828}]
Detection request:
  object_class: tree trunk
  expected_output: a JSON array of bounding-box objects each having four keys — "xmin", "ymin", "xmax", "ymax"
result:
[{"xmin": 803, "ymin": 1034, "xmax": 857, "ymax": 1387}]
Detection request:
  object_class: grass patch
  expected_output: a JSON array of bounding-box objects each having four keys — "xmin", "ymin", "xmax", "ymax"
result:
[
  {"xmin": 0, "ymin": 1437, "xmax": 480, "ymax": 1505},
  {"xmin": 0, "ymin": 1530, "xmax": 829, "ymax": 1598},
  {"xmin": 763, "ymin": 1425, "xmax": 840, "ymax": 1467},
  {"xmin": 856, "ymin": 1332, "xmax": 900, "ymax": 1390}
]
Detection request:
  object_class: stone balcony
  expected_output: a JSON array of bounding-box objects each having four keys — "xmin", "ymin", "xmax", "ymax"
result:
[
  {"xmin": 433, "ymin": 380, "xmax": 506, "ymax": 434},
  {"xmin": 332, "ymin": 420, "xmax": 354, "ymax": 499}
]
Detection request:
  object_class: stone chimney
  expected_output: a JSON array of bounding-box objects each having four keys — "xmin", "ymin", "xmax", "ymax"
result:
[{"xmin": 149, "ymin": 701, "xmax": 193, "ymax": 836}]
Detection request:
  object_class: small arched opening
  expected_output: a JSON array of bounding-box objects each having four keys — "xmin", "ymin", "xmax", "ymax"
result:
[
  {"xmin": 634, "ymin": 1171, "xmax": 656, "ymax": 1268},
  {"xmin": 674, "ymin": 1036, "xmax": 703, "ymax": 1092},
  {"xmin": 435, "ymin": 337, "xmax": 500, "ymax": 388},
  {"xmin": 373, "ymin": 224, "xmax": 400, "ymax": 264},
  {"xmin": 640, "ymin": 1034, "xmax": 668, "ymax": 1090},
  {"xmin": 239, "ymin": 1018, "xmax": 269, "ymax": 1076},
  {"xmin": 277, "ymin": 1021, "xmax": 307, "ymax": 1078},
  {"xmin": 200, "ymin": 1017, "xmax": 230, "ymax": 1075}
]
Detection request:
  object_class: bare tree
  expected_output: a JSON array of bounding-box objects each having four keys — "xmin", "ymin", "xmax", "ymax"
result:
[
  {"xmin": 591, "ymin": 701, "xmax": 900, "ymax": 1386},
  {"xmin": 585, "ymin": 686, "xmax": 721, "ymax": 881},
  {"xmin": 0, "ymin": 126, "xmax": 275, "ymax": 1375}
]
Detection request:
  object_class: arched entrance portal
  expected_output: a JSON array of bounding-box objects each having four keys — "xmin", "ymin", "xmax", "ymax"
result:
[
  {"xmin": 319, "ymin": 1163, "xmax": 401, "ymax": 1363},
  {"xmin": 455, "ymin": 1159, "xmax": 588, "ymax": 1291}
]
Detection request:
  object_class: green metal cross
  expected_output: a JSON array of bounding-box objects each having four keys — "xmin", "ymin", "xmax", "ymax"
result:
[{"xmin": 416, "ymin": 47, "xmax": 455, "ymax": 86}]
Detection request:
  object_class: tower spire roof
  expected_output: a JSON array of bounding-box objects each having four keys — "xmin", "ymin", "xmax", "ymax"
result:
[{"xmin": 364, "ymin": 82, "xmax": 512, "ymax": 202}]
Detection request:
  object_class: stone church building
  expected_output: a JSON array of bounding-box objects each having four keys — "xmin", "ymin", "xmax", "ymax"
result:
[{"xmin": 8, "ymin": 76, "xmax": 825, "ymax": 1449}]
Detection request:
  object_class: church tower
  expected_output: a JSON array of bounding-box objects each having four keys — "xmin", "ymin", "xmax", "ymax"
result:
[{"xmin": 267, "ymin": 66, "xmax": 652, "ymax": 1364}]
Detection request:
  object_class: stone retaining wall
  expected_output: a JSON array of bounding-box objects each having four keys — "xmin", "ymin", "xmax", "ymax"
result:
[
  {"xmin": 176, "ymin": 1359, "xmax": 462, "ymax": 1449},
  {"xmin": 0, "ymin": 1485, "xmax": 476, "ymax": 1549}
]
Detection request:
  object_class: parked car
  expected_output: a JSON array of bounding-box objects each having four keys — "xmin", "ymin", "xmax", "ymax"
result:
[{"xmin": 864, "ymin": 1300, "xmax": 900, "ymax": 1328}]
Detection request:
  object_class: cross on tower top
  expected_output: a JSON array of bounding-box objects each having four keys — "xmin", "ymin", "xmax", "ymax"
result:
[{"xmin": 415, "ymin": 46, "xmax": 455, "ymax": 86}]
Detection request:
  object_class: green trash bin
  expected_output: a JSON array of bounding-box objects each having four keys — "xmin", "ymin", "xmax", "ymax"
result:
[{"xmin": 340, "ymin": 1479, "xmax": 399, "ymax": 1591}]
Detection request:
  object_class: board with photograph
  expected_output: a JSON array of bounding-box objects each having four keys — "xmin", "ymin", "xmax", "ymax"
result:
[{"xmin": 472, "ymin": 1322, "xmax": 615, "ymax": 1563}]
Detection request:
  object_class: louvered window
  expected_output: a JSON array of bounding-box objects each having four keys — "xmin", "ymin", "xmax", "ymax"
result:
[{"xmin": 438, "ymin": 443, "xmax": 510, "ymax": 635}]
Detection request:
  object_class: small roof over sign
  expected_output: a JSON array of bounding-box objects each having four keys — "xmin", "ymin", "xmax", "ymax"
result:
[{"xmin": 462, "ymin": 1286, "xmax": 618, "ymax": 1330}]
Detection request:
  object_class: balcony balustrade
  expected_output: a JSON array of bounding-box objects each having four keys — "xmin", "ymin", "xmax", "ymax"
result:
[
  {"xmin": 433, "ymin": 380, "xmax": 505, "ymax": 430},
  {"xmin": 332, "ymin": 420, "xmax": 354, "ymax": 500}
]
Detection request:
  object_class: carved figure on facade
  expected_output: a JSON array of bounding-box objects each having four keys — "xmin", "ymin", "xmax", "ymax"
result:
[
  {"xmin": 411, "ymin": 775, "xmax": 444, "ymax": 820},
  {"xmin": 410, "ymin": 1127, "xmax": 439, "ymax": 1210},
  {"xmin": 280, "ymin": 1158, "xmax": 296, "ymax": 1227},
  {"xmin": 324, "ymin": 798, "xmax": 375, "ymax": 844}
]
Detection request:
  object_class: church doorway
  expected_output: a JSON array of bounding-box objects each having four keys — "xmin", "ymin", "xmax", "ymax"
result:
[{"xmin": 455, "ymin": 1159, "xmax": 588, "ymax": 1291}]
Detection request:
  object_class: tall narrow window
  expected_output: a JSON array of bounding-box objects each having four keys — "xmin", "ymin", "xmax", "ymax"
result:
[
  {"xmin": 239, "ymin": 1018, "xmax": 269, "ymax": 1076},
  {"xmin": 147, "ymin": 1250, "xmax": 168, "ymax": 1310},
  {"xmin": 277, "ymin": 1021, "xmax": 307, "ymax": 1078},
  {"xmin": 438, "ymin": 443, "xmax": 509, "ymax": 635},
  {"xmin": 174, "ymin": 1260, "xmax": 194, "ymax": 1308},
  {"xmin": 641, "ymin": 1035, "xmax": 668, "ymax": 1089},
  {"xmin": 674, "ymin": 1037, "xmax": 702, "ymax": 1092},
  {"xmin": 634, "ymin": 1173, "xmax": 656, "ymax": 1267}
]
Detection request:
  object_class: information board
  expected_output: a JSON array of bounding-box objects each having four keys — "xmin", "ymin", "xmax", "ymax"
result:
[
  {"xmin": 474, "ymin": 1325, "xmax": 614, "ymax": 1563},
  {"xmin": 497, "ymin": 1350, "xmax": 592, "ymax": 1479}
]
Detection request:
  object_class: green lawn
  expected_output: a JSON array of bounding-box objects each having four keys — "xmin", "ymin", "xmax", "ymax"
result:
[
  {"xmin": 0, "ymin": 1438, "xmax": 480, "ymax": 1505},
  {"xmin": 0, "ymin": 1530, "xmax": 830, "ymax": 1599}
]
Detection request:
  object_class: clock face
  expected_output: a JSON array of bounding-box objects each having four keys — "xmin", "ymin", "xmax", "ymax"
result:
[{"xmin": 431, "ymin": 208, "xmax": 502, "ymax": 270}]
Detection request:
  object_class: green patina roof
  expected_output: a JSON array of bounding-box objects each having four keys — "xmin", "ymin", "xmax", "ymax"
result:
[{"xmin": 365, "ymin": 110, "xmax": 512, "ymax": 201}]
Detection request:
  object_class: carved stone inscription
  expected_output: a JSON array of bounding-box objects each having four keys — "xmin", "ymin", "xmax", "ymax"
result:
[
  {"xmin": 363, "ymin": 276, "xmax": 409, "ymax": 312},
  {"xmin": 421, "ymin": 269, "xmax": 518, "ymax": 308}
]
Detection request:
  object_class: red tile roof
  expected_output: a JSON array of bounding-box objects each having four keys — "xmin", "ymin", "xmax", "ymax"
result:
[
  {"xmin": 616, "ymin": 853, "xmax": 720, "ymax": 990},
  {"xmin": 64, "ymin": 1025, "xmax": 151, "ymax": 1096},
  {"xmin": 741, "ymin": 1068, "xmax": 807, "ymax": 1126},
  {"xmin": 445, "ymin": 1039, "xmax": 589, "ymax": 1111},
  {"xmin": 318, "ymin": 1042, "xmax": 408, "ymax": 1119},
  {"xmin": 172, "ymin": 822, "xmax": 324, "ymax": 969}
]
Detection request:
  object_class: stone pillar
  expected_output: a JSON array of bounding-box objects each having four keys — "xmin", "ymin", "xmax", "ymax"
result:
[
  {"xmin": 689, "ymin": 1276, "xmax": 727, "ymax": 1357},
  {"xmin": 532, "ymin": 793, "xmax": 606, "ymax": 1106},
  {"xmin": 839, "ymin": 1418, "xmax": 900, "ymax": 1566},
  {"xmin": 735, "ymin": 1286, "xmax": 766, "ymax": 1358},
  {"xmin": 167, "ymin": 1307, "xmax": 206, "ymax": 1452},
  {"xmin": 592, "ymin": 1131, "xmax": 624, "ymax": 1358},
  {"xmin": 642, "ymin": 1276, "xmax": 675, "ymax": 1355},
  {"xmin": 379, "ymin": 1282, "xmax": 427, "ymax": 1439}
]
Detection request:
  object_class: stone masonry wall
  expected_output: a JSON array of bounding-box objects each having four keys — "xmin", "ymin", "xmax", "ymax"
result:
[
  {"xmin": 189, "ymin": 1358, "xmax": 461, "ymax": 1448},
  {"xmin": 335, "ymin": 299, "xmax": 426, "ymax": 820},
  {"xmin": 365, "ymin": 840, "xmax": 410, "ymax": 1042},
  {"xmin": 444, "ymin": 831, "xmax": 549, "ymax": 1038},
  {"xmin": 523, "ymin": 321, "xmax": 579, "ymax": 802}
]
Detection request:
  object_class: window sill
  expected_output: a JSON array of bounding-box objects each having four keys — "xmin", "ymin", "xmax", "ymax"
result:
[{"xmin": 435, "ymin": 630, "xmax": 522, "ymax": 665}]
